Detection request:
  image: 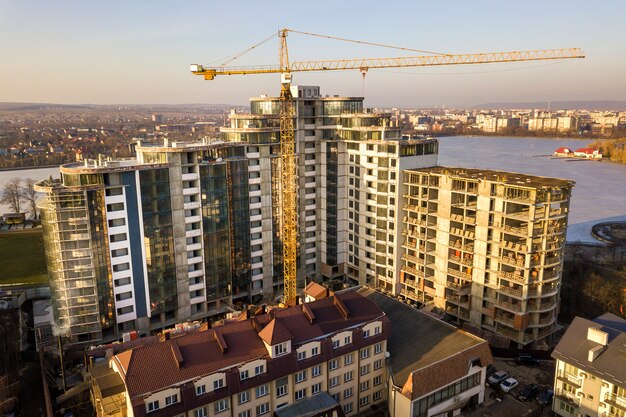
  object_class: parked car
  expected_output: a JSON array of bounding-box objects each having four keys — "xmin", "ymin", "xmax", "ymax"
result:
[
  {"xmin": 487, "ymin": 370, "xmax": 509, "ymax": 385},
  {"xmin": 537, "ymin": 388, "xmax": 554, "ymax": 405},
  {"xmin": 518, "ymin": 384, "xmax": 540, "ymax": 401},
  {"xmin": 500, "ymin": 377, "xmax": 519, "ymax": 393},
  {"xmin": 486, "ymin": 364, "xmax": 497, "ymax": 377},
  {"xmin": 516, "ymin": 354, "xmax": 541, "ymax": 366}
]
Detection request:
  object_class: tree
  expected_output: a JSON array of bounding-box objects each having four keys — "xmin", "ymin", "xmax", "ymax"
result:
[
  {"xmin": 0, "ymin": 177, "xmax": 23, "ymax": 213},
  {"xmin": 22, "ymin": 178, "xmax": 38, "ymax": 219}
]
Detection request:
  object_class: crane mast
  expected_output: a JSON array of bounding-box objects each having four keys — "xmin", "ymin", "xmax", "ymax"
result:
[
  {"xmin": 191, "ymin": 29, "xmax": 584, "ymax": 304},
  {"xmin": 278, "ymin": 29, "xmax": 298, "ymax": 303}
]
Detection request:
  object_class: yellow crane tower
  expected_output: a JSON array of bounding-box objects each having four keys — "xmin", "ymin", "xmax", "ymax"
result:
[{"xmin": 191, "ymin": 28, "xmax": 584, "ymax": 304}]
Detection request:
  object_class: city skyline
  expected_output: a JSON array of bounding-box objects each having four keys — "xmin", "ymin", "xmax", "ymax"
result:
[{"xmin": 2, "ymin": 0, "xmax": 626, "ymax": 107}]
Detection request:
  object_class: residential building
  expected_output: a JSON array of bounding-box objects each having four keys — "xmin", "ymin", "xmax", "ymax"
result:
[
  {"xmin": 220, "ymin": 86, "xmax": 438, "ymax": 295},
  {"xmin": 90, "ymin": 286, "xmax": 494, "ymax": 417},
  {"xmin": 552, "ymin": 313, "xmax": 626, "ymax": 417},
  {"xmin": 573, "ymin": 148, "xmax": 603, "ymax": 159},
  {"xmin": 35, "ymin": 86, "xmax": 439, "ymax": 345},
  {"xmin": 104, "ymin": 289, "xmax": 389, "ymax": 417},
  {"xmin": 361, "ymin": 287, "xmax": 492, "ymax": 417},
  {"xmin": 528, "ymin": 116, "xmax": 578, "ymax": 133},
  {"xmin": 399, "ymin": 167, "xmax": 574, "ymax": 348},
  {"xmin": 35, "ymin": 141, "xmax": 255, "ymax": 343}
]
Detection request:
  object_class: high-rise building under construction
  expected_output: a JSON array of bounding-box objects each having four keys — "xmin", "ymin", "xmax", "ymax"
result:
[{"xmin": 36, "ymin": 86, "xmax": 572, "ymax": 349}]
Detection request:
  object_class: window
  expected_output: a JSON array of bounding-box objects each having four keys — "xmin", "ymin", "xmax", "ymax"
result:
[
  {"xmin": 311, "ymin": 346, "xmax": 319, "ymax": 356},
  {"xmin": 274, "ymin": 343, "xmax": 288, "ymax": 356},
  {"xmin": 238, "ymin": 391, "xmax": 250, "ymax": 404},
  {"xmin": 374, "ymin": 359, "xmax": 383, "ymax": 370},
  {"xmin": 312, "ymin": 365, "xmax": 322, "ymax": 377},
  {"xmin": 374, "ymin": 343, "xmax": 382, "ymax": 354},
  {"xmin": 214, "ymin": 399, "xmax": 229, "ymax": 414},
  {"xmin": 374, "ymin": 326, "xmax": 381, "ymax": 335},
  {"xmin": 343, "ymin": 402, "xmax": 353, "ymax": 414},
  {"xmin": 312, "ymin": 383, "xmax": 322, "ymax": 394},
  {"xmin": 345, "ymin": 354, "xmax": 353, "ymax": 365},
  {"xmin": 295, "ymin": 370, "xmax": 307, "ymax": 383},
  {"xmin": 298, "ymin": 351, "xmax": 307, "ymax": 361},
  {"xmin": 344, "ymin": 371, "xmax": 354, "ymax": 382},
  {"xmin": 360, "ymin": 396, "xmax": 370, "ymax": 406},
  {"xmin": 195, "ymin": 408, "xmax": 208, "ymax": 417},
  {"xmin": 255, "ymin": 384, "xmax": 268, "ymax": 398},
  {"xmin": 360, "ymin": 364, "xmax": 370, "ymax": 376},
  {"xmin": 147, "ymin": 400, "xmax": 159, "ymax": 412},
  {"xmin": 374, "ymin": 375, "xmax": 382, "ymax": 386},
  {"xmin": 196, "ymin": 384, "xmax": 206, "ymax": 396},
  {"xmin": 256, "ymin": 403, "xmax": 270, "ymax": 416},
  {"xmin": 344, "ymin": 387, "xmax": 354, "ymax": 398},
  {"xmin": 344, "ymin": 335, "xmax": 352, "ymax": 344},
  {"xmin": 373, "ymin": 390, "xmax": 383, "ymax": 401},
  {"xmin": 240, "ymin": 370, "xmax": 249, "ymax": 380},
  {"xmin": 330, "ymin": 376, "xmax": 339, "ymax": 387},
  {"xmin": 277, "ymin": 384, "xmax": 288, "ymax": 397},
  {"xmin": 254, "ymin": 365, "xmax": 265, "ymax": 375},
  {"xmin": 295, "ymin": 388, "xmax": 307, "ymax": 401},
  {"xmin": 238, "ymin": 411, "xmax": 251, "ymax": 417},
  {"xmin": 361, "ymin": 347, "xmax": 370, "ymax": 359},
  {"xmin": 363, "ymin": 329, "xmax": 371, "ymax": 338},
  {"xmin": 329, "ymin": 359, "xmax": 339, "ymax": 370},
  {"xmin": 332, "ymin": 393, "xmax": 340, "ymax": 402},
  {"xmin": 559, "ymin": 401, "xmax": 575, "ymax": 415},
  {"xmin": 213, "ymin": 378, "xmax": 224, "ymax": 390},
  {"xmin": 165, "ymin": 394, "xmax": 178, "ymax": 406},
  {"xmin": 360, "ymin": 380, "xmax": 370, "ymax": 392},
  {"xmin": 332, "ymin": 339, "xmax": 340, "ymax": 349}
]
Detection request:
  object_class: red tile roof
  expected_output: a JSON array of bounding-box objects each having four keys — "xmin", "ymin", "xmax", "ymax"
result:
[
  {"xmin": 575, "ymin": 147, "xmax": 598, "ymax": 154},
  {"xmin": 554, "ymin": 147, "xmax": 572, "ymax": 153},
  {"xmin": 113, "ymin": 290, "xmax": 387, "ymax": 400},
  {"xmin": 304, "ymin": 281, "xmax": 332, "ymax": 300}
]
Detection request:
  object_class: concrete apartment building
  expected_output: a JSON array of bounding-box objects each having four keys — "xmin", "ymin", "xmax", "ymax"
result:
[
  {"xmin": 398, "ymin": 167, "xmax": 574, "ymax": 348},
  {"xmin": 551, "ymin": 313, "xmax": 626, "ymax": 417},
  {"xmin": 89, "ymin": 287, "xmax": 493, "ymax": 417},
  {"xmin": 34, "ymin": 86, "xmax": 438, "ymax": 345},
  {"xmin": 528, "ymin": 116, "xmax": 578, "ymax": 133}
]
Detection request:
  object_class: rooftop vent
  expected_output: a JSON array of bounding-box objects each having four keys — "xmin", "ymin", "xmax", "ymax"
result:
[{"xmin": 587, "ymin": 327, "xmax": 608, "ymax": 346}]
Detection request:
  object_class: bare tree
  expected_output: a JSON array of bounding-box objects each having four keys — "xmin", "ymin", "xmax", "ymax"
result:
[
  {"xmin": 0, "ymin": 177, "xmax": 23, "ymax": 213},
  {"xmin": 22, "ymin": 178, "xmax": 39, "ymax": 219}
]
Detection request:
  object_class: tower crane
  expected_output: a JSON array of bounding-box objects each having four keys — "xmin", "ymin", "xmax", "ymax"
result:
[{"xmin": 191, "ymin": 28, "xmax": 584, "ymax": 304}]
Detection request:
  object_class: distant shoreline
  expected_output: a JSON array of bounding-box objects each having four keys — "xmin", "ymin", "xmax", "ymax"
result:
[{"xmin": 0, "ymin": 164, "xmax": 60, "ymax": 172}]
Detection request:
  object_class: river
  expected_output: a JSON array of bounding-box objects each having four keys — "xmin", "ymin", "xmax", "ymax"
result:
[{"xmin": 1, "ymin": 137, "xmax": 625, "ymax": 243}]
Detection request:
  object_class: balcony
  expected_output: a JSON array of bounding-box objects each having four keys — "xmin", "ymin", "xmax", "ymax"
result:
[
  {"xmin": 184, "ymin": 201, "xmax": 201, "ymax": 210},
  {"xmin": 496, "ymin": 299, "xmax": 523, "ymax": 313},
  {"xmin": 182, "ymin": 187, "xmax": 199, "ymax": 196},
  {"xmin": 498, "ymin": 270, "xmax": 528, "ymax": 284},
  {"xmin": 604, "ymin": 393, "xmax": 626, "ymax": 412},
  {"xmin": 181, "ymin": 172, "xmax": 198, "ymax": 181},
  {"xmin": 401, "ymin": 253, "xmax": 422, "ymax": 264},
  {"xmin": 554, "ymin": 388, "xmax": 581, "ymax": 407},
  {"xmin": 449, "ymin": 254, "xmax": 473, "ymax": 266},
  {"xmin": 447, "ymin": 281, "xmax": 471, "ymax": 294},
  {"xmin": 494, "ymin": 314, "xmax": 515, "ymax": 327},
  {"xmin": 499, "ymin": 285, "xmax": 523, "ymax": 298},
  {"xmin": 448, "ymin": 267, "xmax": 472, "ymax": 281},
  {"xmin": 556, "ymin": 370, "xmax": 581, "ymax": 388}
]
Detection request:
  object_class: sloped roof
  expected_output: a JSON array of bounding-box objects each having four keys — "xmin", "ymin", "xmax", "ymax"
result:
[
  {"xmin": 113, "ymin": 290, "xmax": 386, "ymax": 399},
  {"xmin": 554, "ymin": 147, "xmax": 572, "ymax": 153},
  {"xmin": 258, "ymin": 318, "xmax": 292, "ymax": 345},
  {"xmin": 304, "ymin": 281, "xmax": 332, "ymax": 300},
  {"xmin": 575, "ymin": 147, "xmax": 598, "ymax": 153},
  {"xmin": 552, "ymin": 314, "xmax": 626, "ymax": 387},
  {"xmin": 356, "ymin": 287, "xmax": 493, "ymax": 400}
]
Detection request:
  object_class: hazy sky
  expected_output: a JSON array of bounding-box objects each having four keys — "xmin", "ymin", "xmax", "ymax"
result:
[{"xmin": 2, "ymin": 0, "xmax": 625, "ymax": 107}]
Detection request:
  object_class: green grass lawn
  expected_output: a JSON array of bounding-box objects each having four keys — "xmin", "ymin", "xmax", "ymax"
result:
[{"xmin": 0, "ymin": 229, "xmax": 49, "ymax": 287}]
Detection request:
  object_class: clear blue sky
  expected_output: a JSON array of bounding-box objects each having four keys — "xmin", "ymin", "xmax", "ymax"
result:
[{"xmin": 1, "ymin": 0, "xmax": 625, "ymax": 107}]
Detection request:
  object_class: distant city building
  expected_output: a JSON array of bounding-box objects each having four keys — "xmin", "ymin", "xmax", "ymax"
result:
[
  {"xmin": 551, "ymin": 313, "xmax": 626, "ymax": 417},
  {"xmin": 398, "ymin": 167, "xmax": 574, "ymax": 348},
  {"xmin": 528, "ymin": 116, "xmax": 578, "ymax": 133}
]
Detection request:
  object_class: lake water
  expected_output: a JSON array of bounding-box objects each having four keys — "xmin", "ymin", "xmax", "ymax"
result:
[
  {"xmin": 437, "ymin": 136, "xmax": 626, "ymax": 242},
  {"xmin": 1, "ymin": 137, "xmax": 625, "ymax": 242}
]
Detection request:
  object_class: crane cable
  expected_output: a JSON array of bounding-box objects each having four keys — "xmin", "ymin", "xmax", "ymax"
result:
[
  {"xmin": 207, "ymin": 31, "xmax": 278, "ymax": 67},
  {"xmin": 286, "ymin": 28, "xmax": 452, "ymax": 56}
]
